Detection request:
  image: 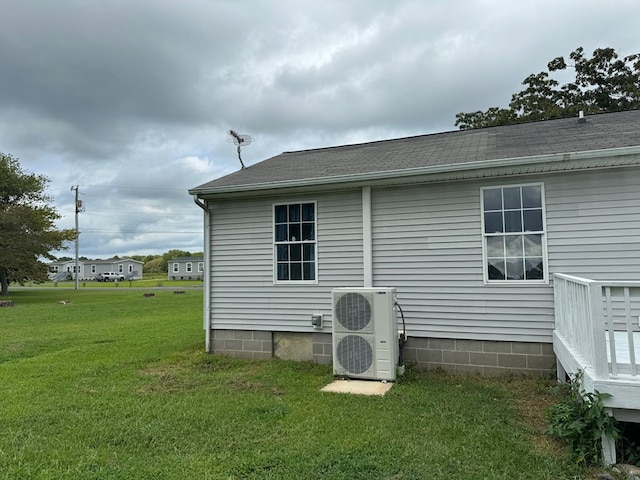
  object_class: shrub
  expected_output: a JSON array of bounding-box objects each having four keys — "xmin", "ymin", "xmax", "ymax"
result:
[{"xmin": 547, "ymin": 370, "xmax": 619, "ymax": 465}]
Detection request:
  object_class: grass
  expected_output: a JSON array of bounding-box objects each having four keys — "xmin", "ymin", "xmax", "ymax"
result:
[
  {"xmin": 22, "ymin": 274, "xmax": 202, "ymax": 289},
  {"xmin": 0, "ymin": 289, "xmax": 588, "ymax": 479}
]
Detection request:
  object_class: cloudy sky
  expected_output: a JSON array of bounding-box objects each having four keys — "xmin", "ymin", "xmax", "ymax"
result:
[{"xmin": 2, "ymin": 0, "xmax": 640, "ymax": 260}]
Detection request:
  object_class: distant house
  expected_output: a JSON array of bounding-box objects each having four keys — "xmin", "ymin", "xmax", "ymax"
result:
[
  {"xmin": 168, "ymin": 257, "xmax": 204, "ymax": 281},
  {"xmin": 48, "ymin": 258, "xmax": 144, "ymax": 281}
]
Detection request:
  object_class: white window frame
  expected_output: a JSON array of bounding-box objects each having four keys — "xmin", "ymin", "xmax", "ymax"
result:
[
  {"xmin": 186, "ymin": 262, "xmax": 193, "ymax": 273},
  {"xmin": 128, "ymin": 264, "xmax": 133, "ymax": 273},
  {"xmin": 172, "ymin": 263, "xmax": 179, "ymax": 273},
  {"xmin": 197, "ymin": 262, "xmax": 204, "ymax": 273},
  {"xmin": 118, "ymin": 264, "xmax": 124, "ymax": 273},
  {"xmin": 480, "ymin": 183, "xmax": 548, "ymax": 284},
  {"xmin": 91, "ymin": 265, "xmax": 96, "ymax": 274},
  {"xmin": 273, "ymin": 201, "xmax": 318, "ymax": 284}
]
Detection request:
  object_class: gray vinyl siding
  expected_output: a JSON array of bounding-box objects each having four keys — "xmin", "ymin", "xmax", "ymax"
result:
[
  {"xmin": 371, "ymin": 181, "xmax": 553, "ymax": 343},
  {"xmin": 209, "ymin": 190, "xmax": 363, "ymax": 331},
  {"xmin": 207, "ymin": 165, "xmax": 640, "ymax": 342},
  {"xmin": 371, "ymin": 167, "xmax": 640, "ymax": 343},
  {"xmin": 545, "ymin": 167, "xmax": 640, "ymax": 279}
]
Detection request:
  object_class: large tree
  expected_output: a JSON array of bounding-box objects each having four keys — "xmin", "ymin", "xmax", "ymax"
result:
[
  {"xmin": 0, "ymin": 153, "xmax": 76, "ymax": 295},
  {"xmin": 455, "ymin": 47, "xmax": 640, "ymax": 130}
]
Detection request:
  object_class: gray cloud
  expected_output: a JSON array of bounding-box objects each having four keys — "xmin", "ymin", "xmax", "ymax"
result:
[{"xmin": 1, "ymin": 0, "xmax": 639, "ymax": 258}]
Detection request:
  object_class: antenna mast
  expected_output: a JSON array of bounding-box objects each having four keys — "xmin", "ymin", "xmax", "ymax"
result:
[{"xmin": 228, "ymin": 130, "xmax": 253, "ymax": 169}]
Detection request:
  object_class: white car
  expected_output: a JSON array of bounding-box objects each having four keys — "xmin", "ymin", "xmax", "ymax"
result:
[{"xmin": 97, "ymin": 272, "xmax": 125, "ymax": 282}]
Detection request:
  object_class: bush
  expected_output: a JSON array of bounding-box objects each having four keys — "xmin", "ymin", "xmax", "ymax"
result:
[{"xmin": 547, "ymin": 370, "xmax": 619, "ymax": 465}]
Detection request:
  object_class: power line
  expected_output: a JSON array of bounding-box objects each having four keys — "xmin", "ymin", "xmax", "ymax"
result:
[
  {"xmin": 79, "ymin": 211, "xmax": 198, "ymax": 219},
  {"xmin": 50, "ymin": 184, "xmax": 193, "ymax": 192},
  {"xmin": 79, "ymin": 193, "xmax": 199, "ymax": 209},
  {"xmin": 80, "ymin": 229, "xmax": 202, "ymax": 234},
  {"xmin": 84, "ymin": 185, "xmax": 193, "ymax": 192}
]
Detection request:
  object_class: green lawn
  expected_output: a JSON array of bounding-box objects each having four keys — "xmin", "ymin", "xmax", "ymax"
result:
[
  {"xmin": 25, "ymin": 277, "xmax": 202, "ymax": 289},
  {"xmin": 0, "ymin": 289, "xmax": 587, "ymax": 479}
]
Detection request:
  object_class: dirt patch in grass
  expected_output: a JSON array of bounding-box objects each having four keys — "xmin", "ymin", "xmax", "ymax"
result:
[
  {"xmin": 441, "ymin": 372, "xmax": 566, "ymax": 456},
  {"xmin": 225, "ymin": 378, "xmax": 286, "ymax": 396},
  {"xmin": 137, "ymin": 360, "xmax": 286, "ymax": 397},
  {"xmin": 501, "ymin": 376, "xmax": 567, "ymax": 456},
  {"xmin": 137, "ymin": 364, "xmax": 195, "ymax": 394},
  {"xmin": 515, "ymin": 390, "xmax": 566, "ymax": 455}
]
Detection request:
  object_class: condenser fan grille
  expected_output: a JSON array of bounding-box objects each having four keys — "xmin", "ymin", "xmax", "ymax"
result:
[
  {"xmin": 335, "ymin": 292, "xmax": 371, "ymax": 331},
  {"xmin": 336, "ymin": 334, "xmax": 373, "ymax": 375}
]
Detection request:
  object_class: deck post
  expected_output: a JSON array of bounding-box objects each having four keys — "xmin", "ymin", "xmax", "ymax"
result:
[
  {"xmin": 553, "ymin": 274, "xmax": 568, "ymax": 384},
  {"xmin": 601, "ymin": 407, "xmax": 617, "ymax": 465},
  {"xmin": 588, "ymin": 282, "xmax": 608, "ymax": 379},
  {"xmin": 556, "ymin": 360, "xmax": 567, "ymax": 383}
]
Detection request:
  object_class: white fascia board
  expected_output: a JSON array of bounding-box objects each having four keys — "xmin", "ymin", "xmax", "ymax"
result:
[{"xmin": 191, "ymin": 145, "xmax": 640, "ymax": 198}]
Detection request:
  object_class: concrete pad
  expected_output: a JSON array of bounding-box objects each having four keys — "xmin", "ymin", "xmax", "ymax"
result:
[{"xmin": 320, "ymin": 379, "xmax": 393, "ymax": 396}]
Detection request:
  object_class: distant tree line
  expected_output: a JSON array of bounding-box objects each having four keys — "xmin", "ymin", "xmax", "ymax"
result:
[
  {"xmin": 139, "ymin": 250, "xmax": 204, "ymax": 274},
  {"xmin": 455, "ymin": 47, "xmax": 640, "ymax": 129}
]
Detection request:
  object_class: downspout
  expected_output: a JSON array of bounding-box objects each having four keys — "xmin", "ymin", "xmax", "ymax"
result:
[
  {"xmin": 192, "ymin": 195, "xmax": 212, "ymax": 352},
  {"xmin": 362, "ymin": 186, "xmax": 373, "ymax": 287}
]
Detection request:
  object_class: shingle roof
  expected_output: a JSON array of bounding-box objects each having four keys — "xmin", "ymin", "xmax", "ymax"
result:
[
  {"xmin": 49, "ymin": 258, "xmax": 143, "ymax": 265},
  {"xmin": 190, "ymin": 110, "xmax": 640, "ymax": 194}
]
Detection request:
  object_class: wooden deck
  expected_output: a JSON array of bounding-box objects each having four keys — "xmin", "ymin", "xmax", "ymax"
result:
[
  {"xmin": 606, "ymin": 331, "xmax": 640, "ymax": 374},
  {"xmin": 553, "ymin": 273, "xmax": 640, "ymax": 464}
]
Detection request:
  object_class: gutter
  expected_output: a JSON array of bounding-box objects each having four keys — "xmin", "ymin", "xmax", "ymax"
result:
[
  {"xmin": 192, "ymin": 195, "xmax": 212, "ymax": 352},
  {"xmin": 189, "ymin": 145, "xmax": 640, "ymax": 197}
]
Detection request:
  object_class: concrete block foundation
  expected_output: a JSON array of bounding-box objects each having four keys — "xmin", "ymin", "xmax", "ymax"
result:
[{"xmin": 209, "ymin": 329, "xmax": 555, "ymax": 377}]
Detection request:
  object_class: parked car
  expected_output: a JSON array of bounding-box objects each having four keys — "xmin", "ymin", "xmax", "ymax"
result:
[{"xmin": 96, "ymin": 272, "xmax": 125, "ymax": 282}]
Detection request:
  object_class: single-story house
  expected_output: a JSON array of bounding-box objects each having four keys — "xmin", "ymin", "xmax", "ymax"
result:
[
  {"xmin": 168, "ymin": 257, "xmax": 204, "ymax": 281},
  {"xmin": 190, "ymin": 110, "xmax": 640, "ymax": 459},
  {"xmin": 189, "ymin": 109, "xmax": 639, "ymax": 371},
  {"xmin": 189, "ymin": 109, "xmax": 640, "ymax": 371},
  {"xmin": 48, "ymin": 258, "xmax": 144, "ymax": 281}
]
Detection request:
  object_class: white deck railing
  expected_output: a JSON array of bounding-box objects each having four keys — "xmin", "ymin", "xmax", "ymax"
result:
[{"xmin": 554, "ymin": 273, "xmax": 639, "ymax": 379}]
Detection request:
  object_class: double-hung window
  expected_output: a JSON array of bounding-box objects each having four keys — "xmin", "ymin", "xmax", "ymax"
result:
[
  {"xmin": 274, "ymin": 202, "xmax": 316, "ymax": 282},
  {"xmin": 481, "ymin": 184, "xmax": 547, "ymax": 282}
]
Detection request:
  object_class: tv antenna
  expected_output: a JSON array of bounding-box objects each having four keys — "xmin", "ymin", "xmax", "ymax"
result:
[{"xmin": 228, "ymin": 130, "xmax": 253, "ymax": 169}]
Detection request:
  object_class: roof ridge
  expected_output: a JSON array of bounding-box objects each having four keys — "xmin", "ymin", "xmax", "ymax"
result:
[
  {"xmin": 279, "ymin": 109, "xmax": 640, "ymax": 156},
  {"xmin": 281, "ymin": 130, "xmax": 456, "ymax": 155}
]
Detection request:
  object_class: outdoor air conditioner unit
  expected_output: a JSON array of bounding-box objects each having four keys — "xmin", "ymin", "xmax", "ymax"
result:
[{"xmin": 331, "ymin": 287, "xmax": 399, "ymax": 381}]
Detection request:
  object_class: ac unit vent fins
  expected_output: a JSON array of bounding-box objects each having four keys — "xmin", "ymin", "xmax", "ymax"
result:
[
  {"xmin": 335, "ymin": 334, "xmax": 374, "ymax": 375},
  {"xmin": 335, "ymin": 292, "xmax": 371, "ymax": 331}
]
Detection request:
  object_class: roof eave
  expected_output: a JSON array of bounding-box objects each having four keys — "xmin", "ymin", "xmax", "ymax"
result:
[{"xmin": 189, "ymin": 145, "xmax": 640, "ymax": 198}]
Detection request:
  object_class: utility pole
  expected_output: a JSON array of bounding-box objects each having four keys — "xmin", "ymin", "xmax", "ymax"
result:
[{"xmin": 71, "ymin": 186, "xmax": 80, "ymax": 290}]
